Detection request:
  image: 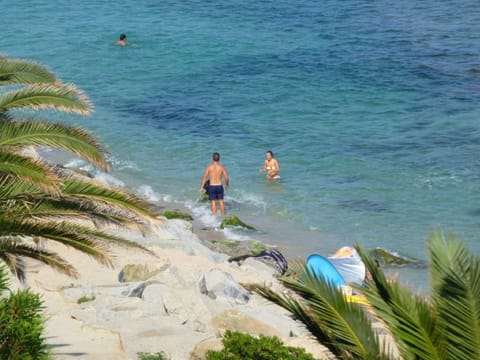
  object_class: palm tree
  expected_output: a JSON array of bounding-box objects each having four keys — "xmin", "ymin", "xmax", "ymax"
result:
[
  {"xmin": 250, "ymin": 229, "xmax": 480, "ymax": 360},
  {"xmin": 0, "ymin": 56, "xmax": 158, "ymax": 280}
]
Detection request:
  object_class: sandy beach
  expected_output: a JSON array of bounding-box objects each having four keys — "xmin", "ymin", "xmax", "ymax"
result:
[{"xmin": 9, "ymin": 214, "xmax": 336, "ymax": 360}]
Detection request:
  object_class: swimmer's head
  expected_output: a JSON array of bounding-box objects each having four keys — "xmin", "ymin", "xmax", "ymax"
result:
[
  {"xmin": 119, "ymin": 34, "xmax": 127, "ymax": 40},
  {"xmin": 266, "ymin": 150, "xmax": 274, "ymax": 158},
  {"xmin": 212, "ymin": 152, "xmax": 220, "ymax": 162}
]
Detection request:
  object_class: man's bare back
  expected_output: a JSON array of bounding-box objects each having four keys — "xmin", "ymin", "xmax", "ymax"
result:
[
  {"xmin": 205, "ymin": 162, "xmax": 228, "ymax": 185},
  {"xmin": 200, "ymin": 152, "xmax": 229, "ymax": 216}
]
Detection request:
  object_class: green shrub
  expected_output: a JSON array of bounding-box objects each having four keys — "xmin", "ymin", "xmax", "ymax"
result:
[
  {"xmin": 0, "ymin": 285, "xmax": 49, "ymax": 359},
  {"xmin": 206, "ymin": 330, "xmax": 317, "ymax": 360},
  {"xmin": 137, "ymin": 351, "xmax": 168, "ymax": 360}
]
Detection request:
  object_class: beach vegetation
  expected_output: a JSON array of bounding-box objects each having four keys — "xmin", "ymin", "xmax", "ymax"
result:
[
  {"xmin": 251, "ymin": 229, "xmax": 480, "ymax": 360},
  {"xmin": 0, "ymin": 56, "xmax": 158, "ymax": 280},
  {"xmin": 206, "ymin": 330, "xmax": 318, "ymax": 360},
  {"xmin": 137, "ymin": 351, "xmax": 169, "ymax": 360},
  {"xmin": 77, "ymin": 295, "xmax": 95, "ymax": 304},
  {"xmin": 0, "ymin": 265, "xmax": 49, "ymax": 359}
]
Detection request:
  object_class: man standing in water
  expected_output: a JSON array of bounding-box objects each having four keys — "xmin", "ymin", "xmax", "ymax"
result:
[{"xmin": 200, "ymin": 152, "xmax": 229, "ymax": 216}]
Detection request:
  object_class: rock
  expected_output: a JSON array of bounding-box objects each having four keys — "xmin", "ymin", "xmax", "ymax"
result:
[
  {"xmin": 142, "ymin": 283, "xmax": 170, "ymax": 315},
  {"xmin": 62, "ymin": 283, "xmax": 146, "ymax": 302},
  {"xmin": 371, "ymin": 248, "xmax": 414, "ymax": 266},
  {"xmin": 162, "ymin": 210, "xmax": 194, "ymax": 221},
  {"xmin": 241, "ymin": 257, "xmax": 276, "ymax": 276},
  {"xmin": 190, "ymin": 338, "xmax": 223, "ymax": 360},
  {"xmin": 211, "ymin": 309, "xmax": 282, "ymax": 337},
  {"xmin": 220, "ymin": 215, "xmax": 256, "ymax": 230},
  {"xmin": 118, "ymin": 263, "xmax": 169, "ymax": 283},
  {"xmin": 198, "ymin": 271, "xmax": 250, "ymax": 304}
]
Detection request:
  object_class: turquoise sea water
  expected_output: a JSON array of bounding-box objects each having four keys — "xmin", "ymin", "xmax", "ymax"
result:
[{"xmin": 4, "ymin": 0, "xmax": 480, "ymax": 288}]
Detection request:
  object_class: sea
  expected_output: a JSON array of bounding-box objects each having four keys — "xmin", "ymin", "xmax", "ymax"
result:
[{"xmin": 3, "ymin": 0, "xmax": 480, "ymax": 290}]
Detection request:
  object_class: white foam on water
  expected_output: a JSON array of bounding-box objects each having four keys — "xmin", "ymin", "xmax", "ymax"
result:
[
  {"xmin": 106, "ymin": 154, "xmax": 139, "ymax": 171},
  {"xmin": 136, "ymin": 184, "xmax": 160, "ymax": 202},
  {"xmin": 222, "ymin": 227, "xmax": 253, "ymax": 241},
  {"xmin": 228, "ymin": 189, "xmax": 267, "ymax": 212},
  {"xmin": 92, "ymin": 170, "xmax": 125, "ymax": 187},
  {"xmin": 64, "ymin": 158, "xmax": 89, "ymax": 169}
]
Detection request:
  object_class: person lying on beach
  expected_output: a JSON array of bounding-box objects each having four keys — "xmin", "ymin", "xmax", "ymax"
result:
[
  {"xmin": 117, "ymin": 34, "xmax": 127, "ymax": 46},
  {"xmin": 200, "ymin": 152, "xmax": 229, "ymax": 216},
  {"xmin": 259, "ymin": 150, "xmax": 280, "ymax": 179}
]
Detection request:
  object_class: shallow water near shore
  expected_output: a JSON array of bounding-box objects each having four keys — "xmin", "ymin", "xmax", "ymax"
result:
[{"xmin": 5, "ymin": 0, "xmax": 480, "ymax": 290}]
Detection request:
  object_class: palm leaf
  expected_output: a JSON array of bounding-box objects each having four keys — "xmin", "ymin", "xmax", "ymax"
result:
[
  {"xmin": 0, "ymin": 218, "xmax": 112, "ymax": 268},
  {"xmin": 0, "ymin": 120, "xmax": 108, "ymax": 170},
  {"xmin": 0, "ymin": 238, "xmax": 77, "ymax": 279},
  {"xmin": 61, "ymin": 179, "xmax": 159, "ymax": 219},
  {"xmin": 22, "ymin": 198, "xmax": 139, "ymax": 228},
  {"xmin": 0, "ymin": 83, "xmax": 92, "ymax": 115},
  {"xmin": 0, "ymin": 176, "xmax": 44, "ymax": 200},
  {"xmin": 429, "ymin": 231, "xmax": 480, "ymax": 360},
  {"xmin": 0, "ymin": 57, "xmax": 56, "ymax": 86},
  {"xmin": 284, "ymin": 263, "xmax": 388, "ymax": 359},
  {"xmin": 252, "ymin": 262, "xmax": 389, "ymax": 360},
  {"xmin": 0, "ymin": 264, "xmax": 9, "ymax": 293},
  {"xmin": 356, "ymin": 244, "xmax": 444, "ymax": 360},
  {"xmin": 250, "ymin": 284, "xmax": 343, "ymax": 357},
  {"xmin": 0, "ymin": 151, "xmax": 60, "ymax": 194}
]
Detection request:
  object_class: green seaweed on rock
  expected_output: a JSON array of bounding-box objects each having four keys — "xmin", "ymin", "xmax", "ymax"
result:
[
  {"xmin": 161, "ymin": 210, "xmax": 193, "ymax": 221},
  {"xmin": 220, "ymin": 215, "xmax": 256, "ymax": 230}
]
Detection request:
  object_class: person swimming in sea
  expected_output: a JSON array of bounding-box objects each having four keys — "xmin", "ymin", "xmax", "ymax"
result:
[
  {"xmin": 117, "ymin": 33, "xmax": 127, "ymax": 46},
  {"xmin": 259, "ymin": 150, "xmax": 280, "ymax": 179}
]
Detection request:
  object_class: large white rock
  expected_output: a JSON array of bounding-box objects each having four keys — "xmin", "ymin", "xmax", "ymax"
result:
[{"xmin": 198, "ymin": 270, "xmax": 250, "ymax": 304}]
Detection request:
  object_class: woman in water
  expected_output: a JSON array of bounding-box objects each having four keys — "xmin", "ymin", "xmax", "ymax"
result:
[{"xmin": 260, "ymin": 150, "xmax": 280, "ymax": 179}]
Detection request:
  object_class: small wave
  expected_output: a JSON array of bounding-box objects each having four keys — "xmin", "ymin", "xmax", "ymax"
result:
[
  {"xmin": 92, "ymin": 171, "xmax": 125, "ymax": 187},
  {"xmin": 106, "ymin": 155, "xmax": 139, "ymax": 171},
  {"xmin": 222, "ymin": 227, "xmax": 253, "ymax": 241},
  {"xmin": 228, "ymin": 190, "xmax": 267, "ymax": 211},
  {"xmin": 64, "ymin": 158, "xmax": 89, "ymax": 169},
  {"xmin": 417, "ymin": 172, "xmax": 462, "ymax": 189},
  {"xmin": 136, "ymin": 184, "xmax": 160, "ymax": 202}
]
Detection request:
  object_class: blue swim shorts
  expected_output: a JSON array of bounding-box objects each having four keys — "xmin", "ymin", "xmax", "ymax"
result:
[{"xmin": 208, "ymin": 185, "xmax": 224, "ymax": 200}]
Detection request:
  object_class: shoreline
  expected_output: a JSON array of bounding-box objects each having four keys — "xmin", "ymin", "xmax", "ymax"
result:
[
  {"xmin": 4, "ymin": 148, "xmax": 400, "ymax": 359},
  {"xmin": 12, "ymin": 213, "xmax": 334, "ymax": 359}
]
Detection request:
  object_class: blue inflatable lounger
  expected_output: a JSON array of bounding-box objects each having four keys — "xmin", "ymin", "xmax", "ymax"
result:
[
  {"xmin": 306, "ymin": 254, "xmax": 346, "ymax": 288},
  {"xmin": 306, "ymin": 250, "xmax": 369, "ymax": 305}
]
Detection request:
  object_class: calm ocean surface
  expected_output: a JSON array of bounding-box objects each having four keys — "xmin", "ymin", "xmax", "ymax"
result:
[{"xmin": 4, "ymin": 0, "xmax": 480, "ymax": 288}]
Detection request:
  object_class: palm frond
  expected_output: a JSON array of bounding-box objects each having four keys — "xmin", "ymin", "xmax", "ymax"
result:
[
  {"xmin": 283, "ymin": 263, "xmax": 388, "ymax": 359},
  {"xmin": 0, "ymin": 238, "xmax": 77, "ymax": 279},
  {"xmin": 429, "ymin": 231, "xmax": 480, "ymax": 360},
  {"xmin": 0, "ymin": 151, "xmax": 60, "ymax": 194},
  {"xmin": 0, "ymin": 263, "xmax": 9, "ymax": 292},
  {"xmin": 58, "ymin": 222, "xmax": 154, "ymax": 255},
  {"xmin": 0, "ymin": 176, "xmax": 42, "ymax": 199},
  {"xmin": 0, "ymin": 83, "xmax": 92, "ymax": 115},
  {"xmin": 250, "ymin": 283, "xmax": 343, "ymax": 357},
  {"xmin": 356, "ymin": 244, "xmax": 444, "ymax": 360},
  {"xmin": 0, "ymin": 218, "xmax": 112, "ymax": 268},
  {"xmin": 62, "ymin": 179, "xmax": 159, "ymax": 219},
  {"xmin": 0, "ymin": 120, "xmax": 108, "ymax": 170},
  {"xmin": 251, "ymin": 262, "xmax": 389, "ymax": 360},
  {"xmin": 12, "ymin": 194, "xmax": 150, "ymax": 234},
  {"xmin": 0, "ymin": 57, "xmax": 56, "ymax": 86}
]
